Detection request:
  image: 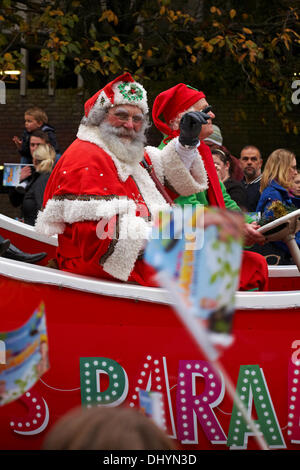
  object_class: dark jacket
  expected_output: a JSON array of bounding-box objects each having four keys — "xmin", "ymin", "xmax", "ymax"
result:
[
  {"xmin": 9, "ymin": 171, "xmax": 51, "ymax": 226},
  {"xmin": 242, "ymin": 176, "xmax": 261, "ymax": 212},
  {"xmin": 224, "ymin": 177, "xmax": 247, "ymax": 210},
  {"xmin": 19, "ymin": 124, "xmax": 59, "ymax": 164}
]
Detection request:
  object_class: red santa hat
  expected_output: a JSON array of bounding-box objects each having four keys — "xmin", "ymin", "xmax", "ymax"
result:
[
  {"xmin": 152, "ymin": 83, "xmax": 206, "ymax": 137},
  {"xmin": 84, "ymin": 72, "xmax": 149, "ymax": 117}
]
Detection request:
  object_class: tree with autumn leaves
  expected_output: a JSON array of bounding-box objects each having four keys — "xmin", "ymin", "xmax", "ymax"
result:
[{"xmin": 0, "ymin": 0, "xmax": 299, "ymax": 134}]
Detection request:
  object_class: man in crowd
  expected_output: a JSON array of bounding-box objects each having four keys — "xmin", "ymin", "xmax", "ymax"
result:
[
  {"xmin": 239, "ymin": 145, "xmax": 263, "ymax": 212},
  {"xmin": 151, "ymin": 83, "xmax": 268, "ymax": 291},
  {"xmin": 35, "ymin": 73, "xmax": 211, "ymax": 286},
  {"xmin": 15, "ymin": 130, "xmax": 52, "ymax": 192},
  {"xmin": 29, "ymin": 130, "xmax": 50, "ymax": 155}
]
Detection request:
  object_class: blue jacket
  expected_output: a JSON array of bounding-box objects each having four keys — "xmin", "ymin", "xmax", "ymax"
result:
[{"xmin": 256, "ymin": 179, "xmax": 300, "ymax": 249}]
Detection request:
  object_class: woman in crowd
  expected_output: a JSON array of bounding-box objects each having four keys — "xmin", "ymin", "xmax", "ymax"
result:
[
  {"xmin": 9, "ymin": 144, "xmax": 55, "ymax": 226},
  {"xmin": 212, "ymin": 147, "xmax": 247, "ymax": 210},
  {"xmin": 256, "ymin": 148, "xmax": 300, "ymax": 264},
  {"xmin": 257, "ymin": 148, "xmax": 299, "ymax": 214}
]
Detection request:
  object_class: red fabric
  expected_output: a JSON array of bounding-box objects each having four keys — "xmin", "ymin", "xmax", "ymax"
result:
[
  {"xmin": 43, "ymin": 139, "xmax": 151, "ymax": 205},
  {"xmin": 56, "ymin": 222, "xmax": 158, "ymax": 287},
  {"xmin": 152, "ymin": 84, "xmax": 205, "ymax": 138},
  {"xmin": 198, "ymin": 141, "xmax": 225, "ymax": 208},
  {"xmin": 239, "ymin": 251, "xmax": 269, "ymax": 291}
]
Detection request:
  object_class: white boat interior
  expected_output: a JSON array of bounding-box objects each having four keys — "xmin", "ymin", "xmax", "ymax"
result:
[{"xmin": 0, "ymin": 214, "xmax": 58, "ymax": 246}]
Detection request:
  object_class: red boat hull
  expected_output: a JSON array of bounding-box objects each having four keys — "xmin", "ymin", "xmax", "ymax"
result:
[
  {"xmin": 0, "ymin": 215, "xmax": 299, "ymax": 451},
  {"xmin": 0, "ymin": 269, "xmax": 300, "ymax": 451}
]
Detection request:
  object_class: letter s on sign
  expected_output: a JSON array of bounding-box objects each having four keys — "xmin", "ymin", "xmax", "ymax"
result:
[{"xmin": 291, "ymin": 340, "xmax": 300, "ymax": 365}]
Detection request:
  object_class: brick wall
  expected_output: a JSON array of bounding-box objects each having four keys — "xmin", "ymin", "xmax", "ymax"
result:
[
  {"xmin": 0, "ymin": 88, "xmax": 86, "ymax": 164},
  {"xmin": 0, "ymin": 88, "xmax": 298, "ymax": 218}
]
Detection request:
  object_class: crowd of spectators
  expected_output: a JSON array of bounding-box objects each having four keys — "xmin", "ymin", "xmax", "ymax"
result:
[{"xmin": 207, "ymin": 125, "xmax": 299, "ymax": 265}]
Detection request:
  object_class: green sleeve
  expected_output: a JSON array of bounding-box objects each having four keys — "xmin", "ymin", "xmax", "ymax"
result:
[
  {"xmin": 174, "ymin": 193, "xmax": 204, "ymax": 207},
  {"xmin": 175, "ymin": 183, "xmax": 253, "ymax": 222}
]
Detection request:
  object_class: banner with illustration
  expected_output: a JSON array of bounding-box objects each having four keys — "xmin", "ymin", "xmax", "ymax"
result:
[
  {"xmin": 145, "ymin": 205, "xmax": 244, "ymax": 351},
  {"xmin": 145, "ymin": 205, "xmax": 271, "ymax": 450},
  {"xmin": 0, "ymin": 303, "xmax": 49, "ymax": 406}
]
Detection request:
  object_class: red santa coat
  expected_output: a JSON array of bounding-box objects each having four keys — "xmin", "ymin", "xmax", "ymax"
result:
[{"xmin": 36, "ymin": 125, "xmax": 209, "ymax": 286}]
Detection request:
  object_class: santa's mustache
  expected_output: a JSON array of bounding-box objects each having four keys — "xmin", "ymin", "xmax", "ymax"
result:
[
  {"xmin": 99, "ymin": 120, "xmax": 147, "ymax": 146},
  {"xmin": 108, "ymin": 126, "xmax": 137, "ymax": 139}
]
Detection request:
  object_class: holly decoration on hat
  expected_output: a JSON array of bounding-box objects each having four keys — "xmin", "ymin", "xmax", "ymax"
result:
[{"xmin": 118, "ymin": 82, "xmax": 143, "ymax": 102}]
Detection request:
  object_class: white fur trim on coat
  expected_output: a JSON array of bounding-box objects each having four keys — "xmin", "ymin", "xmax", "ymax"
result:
[
  {"xmin": 35, "ymin": 197, "xmax": 137, "ymax": 237},
  {"xmin": 102, "ymin": 213, "xmax": 151, "ymax": 281},
  {"xmin": 146, "ymin": 138, "xmax": 208, "ymax": 196}
]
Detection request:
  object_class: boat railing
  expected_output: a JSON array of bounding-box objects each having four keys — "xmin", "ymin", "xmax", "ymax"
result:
[{"xmin": 0, "ymin": 257, "xmax": 299, "ymax": 311}]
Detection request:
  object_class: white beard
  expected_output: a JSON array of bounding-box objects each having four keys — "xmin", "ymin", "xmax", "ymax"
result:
[{"xmin": 98, "ymin": 121, "xmax": 146, "ymax": 165}]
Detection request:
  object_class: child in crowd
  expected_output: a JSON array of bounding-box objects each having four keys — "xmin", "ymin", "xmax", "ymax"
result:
[
  {"xmin": 291, "ymin": 170, "xmax": 300, "ymax": 197},
  {"xmin": 12, "ymin": 106, "xmax": 60, "ymax": 164}
]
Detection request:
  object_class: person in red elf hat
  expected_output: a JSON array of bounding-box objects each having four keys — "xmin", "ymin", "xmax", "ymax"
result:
[
  {"xmin": 35, "ymin": 73, "xmax": 212, "ymax": 286},
  {"xmin": 152, "ymin": 83, "xmax": 269, "ymax": 291}
]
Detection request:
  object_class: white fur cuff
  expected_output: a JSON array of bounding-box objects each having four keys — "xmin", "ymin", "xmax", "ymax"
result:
[
  {"xmin": 102, "ymin": 213, "xmax": 151, "ymax": 281},
  {"xmin": 158, "ymin": 138, "xmax": 208, "ymax": 196}
]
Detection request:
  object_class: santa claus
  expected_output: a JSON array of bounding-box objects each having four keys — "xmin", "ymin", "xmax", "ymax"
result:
[{"xmin": 35, "ymin": 73, "xmax": 211, "ymax": 286}]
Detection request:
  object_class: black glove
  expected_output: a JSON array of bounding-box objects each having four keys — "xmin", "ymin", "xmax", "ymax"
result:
[{"xmin": 179, "ymin": 110, "xmax": 211, "ymax": 147}]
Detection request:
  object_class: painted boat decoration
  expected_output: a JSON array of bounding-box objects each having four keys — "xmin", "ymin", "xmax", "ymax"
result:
[{"xmin": 0, "ymin": 214, "xmax": 299, "ymax": 451}]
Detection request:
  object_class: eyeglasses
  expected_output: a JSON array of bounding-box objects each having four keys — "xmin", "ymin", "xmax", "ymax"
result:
[
  {"xmin": 200, "ymin": 105, "xmax": 213, "ymax": 114},
  {"xmin": 110, "ymin": 110, "xmax": 144, "ymax": 124}
]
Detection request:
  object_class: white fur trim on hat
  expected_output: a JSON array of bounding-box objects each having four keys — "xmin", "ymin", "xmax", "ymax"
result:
[{"xmin": 95, "ymin": 79, "xmax": 149, "ymax": 115}]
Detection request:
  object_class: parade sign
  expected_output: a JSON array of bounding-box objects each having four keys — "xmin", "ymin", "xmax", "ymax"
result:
[
  {"xmin": 0, "ymin": 303, "xmax": 49, "ymax": 406},
  {"xmin": 145, "ymin": 205, "xmax": 244, "ymax": 351}
]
